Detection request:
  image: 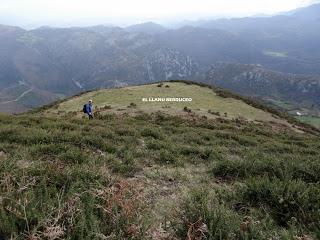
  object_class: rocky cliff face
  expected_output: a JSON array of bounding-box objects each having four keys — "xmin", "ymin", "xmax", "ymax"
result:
[{"xmin": 143, "ymin": 49, "xmax": 199, "ymax": 82}]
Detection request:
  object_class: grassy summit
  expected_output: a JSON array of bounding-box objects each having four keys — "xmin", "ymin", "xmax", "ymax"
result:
[
  {"xmin": 48, "ymin": 82, "xmax": 295, "ymax": 126},
  {"xmin": 0, "ymin": 81, "xmax": 319, "ymax": 239}
]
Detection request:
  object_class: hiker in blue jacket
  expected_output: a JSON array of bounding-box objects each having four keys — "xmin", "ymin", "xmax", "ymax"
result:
[{"xmin": 83, "ymin": 99, "xmax": 94, "ymax": 119}]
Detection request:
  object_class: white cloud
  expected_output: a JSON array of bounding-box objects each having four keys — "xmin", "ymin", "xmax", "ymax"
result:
[{"xmin": 0, "ymin": 0, "xmax": 318, "ymax": 27}]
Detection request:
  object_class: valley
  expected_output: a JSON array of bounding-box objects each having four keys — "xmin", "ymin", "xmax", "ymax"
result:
[
  {"xmin": 1, "ymin": 3, "xmax": 320, "ymax": 121},
  {"xmin": 205, "ymin": 63, "xmax": 320, "ymax": 128}
]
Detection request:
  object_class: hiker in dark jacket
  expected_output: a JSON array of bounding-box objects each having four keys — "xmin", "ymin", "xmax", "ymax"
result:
[{"xmin": 84, "ymin": 100, "xmax": 94, "ymax": 119}]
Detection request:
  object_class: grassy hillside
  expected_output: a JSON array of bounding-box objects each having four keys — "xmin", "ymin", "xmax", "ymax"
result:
[
  {"xmin": 296, "ymin": 116, "xmax": 320, "ymax": 129},
  {"xmin": 1, "ymin": 82, "xmax": 320, "ymax": 239},
  {"xmin": 0, "ymin": 86, "xmax": 62, "ymax": 114},
  {"xmin": 48, "ymin": 82, "xmax": 294, "ymax": 125}
]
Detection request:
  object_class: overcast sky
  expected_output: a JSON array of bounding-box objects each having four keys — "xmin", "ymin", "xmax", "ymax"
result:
[{"xmin": 0, "ymin": 0, "xmax": 319, "ymax": 28}]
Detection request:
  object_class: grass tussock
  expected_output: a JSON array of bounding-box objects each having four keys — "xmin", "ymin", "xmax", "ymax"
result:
[{"xmin": 0, "ymin": 112, "xmax": 319, "ymax": 239}]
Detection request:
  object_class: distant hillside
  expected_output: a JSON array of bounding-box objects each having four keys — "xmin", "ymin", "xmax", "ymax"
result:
[
  {"xmin": 189, "ymin": 4, "xmax": 320, "ymax": 74},
  {"xmin": 291, "ymin": 3, "xmax": 320, "ymax": 20},
  {"xmin": 206, "ymin": 63, "xmax": 320, "ymax": 106},
  {"xmin": 1, "ymin": 81, "xmax": 320, "ymax": 239},
  {"xmin": 0, "ymin": 23, "xmax": 264, "ymax": 113},
  {"xmin": 0, "ymin": 25, "xmax": 200, "ymax": 112},
  {"xmin": 125, "ymin": 22, "xmax": 167, "ymax": 34},
  {"xmin": 156, "ymin": 27, "xmax": 261, "ymax": 67},
  {"xmin": 205, "ymin": 63, "xmax": 320, "ymax": 128},
  {"xmin": 2, "ymin": 3, "xmax": 320, "ymax": 112}
]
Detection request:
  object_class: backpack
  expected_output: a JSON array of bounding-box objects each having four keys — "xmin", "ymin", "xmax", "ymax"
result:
[{"xmin": 83, "ymin": 104, "xmax": 87, "ymax": 113}]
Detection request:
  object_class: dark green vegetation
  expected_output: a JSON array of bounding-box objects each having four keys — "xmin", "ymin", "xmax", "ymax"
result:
[{"xmin": 0, "ymin": 109, "xmax": 319, "ymax": 239}]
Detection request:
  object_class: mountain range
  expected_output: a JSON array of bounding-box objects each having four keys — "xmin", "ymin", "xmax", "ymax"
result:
[
  {"xmin": 205, "ymin": 63, "xmax": 320, "ymax": 112},
  {"xmin": 1, "ymin": 3, "xmax": 320, "ymax": 115}
]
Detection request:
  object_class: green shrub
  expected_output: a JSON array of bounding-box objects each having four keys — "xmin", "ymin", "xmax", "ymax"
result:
[
  {"xmin": 183, "ymin": 106, "xmax": 192, "ymax": 113},
  {"xmin": 83, "ymin": 135, "xmax": 108, "ymax": 151},
  {"xmin": 1, "ymin": 108, "xmax": 320, "ymax": 238},
  {"xmin": 212, "ymin": 158, "xmax": 285, "ymax": 180},
  {"xmin": 213, "ymin": 154, "xmax": 320, "ymax": 183},
  {"xmin": 128, "ymin": 102, "xmax": 137, "ymax": 108},
  {"xmin": 141, "ymin": 127, "xmax": 164, "ymax": 139},
  {"xmin": 178, "ymin": 145, "xmax": 212, "ymax": 161},
  {"xmin": 30, "ymin": 143, "xmax": 69, "ymax": 158},
  {"xmin": 146, "ymin": 139, "xmax": 171, "ymax": 151},
  {"xmin": 59, "ymin": 148, "xmax": 89, "ymax": 164},
  {"xmin": 112, "ymin": 152, "xmax": 138, "ymax": 176},
  {"xmin": 157, "ymin": 149, "xmax": 178, "ymax": 165},
  {"xmin": 240, "ymin": 178, "xmax": 320, "ymax": 229},
  {"xmin": 176, "ymin": 190, "xmax": 260, "ymax": 240},
  {"xmin": 115, "ymin": 127, "xmax": 136, "ymax": 136},
  {"xmin": 208, "ymin": 110, "xmax": 221, "ymax": 116}
]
